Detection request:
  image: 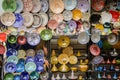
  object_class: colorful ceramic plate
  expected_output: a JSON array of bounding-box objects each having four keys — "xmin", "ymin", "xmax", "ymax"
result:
[
  {"xmin": 4, "ymin": 73, "xmax": 14, "ymax": 80},
  {"xmin": 1, "ymin": 12, "xmax": 15, "ymax": 26},
  {"xmin": 27, "ymin": 33, "xmax": 40, "ymax": 46},
  {"xmin": 63, "ymin": 0, "xmax": 77, "ymax": 10},
  {"xmin": 20, "ymin": 72, "xmax": 29, "ymax": 80},
  {"xmin": 32, "ymin": 14, "xmax": 42, "ymax": 28},
  {"xmin": 76, "ymin": 0, "xmax": 90, "ymax": 13},
  {"xmin": 22, "ymin": 0, "xmax": 33, "ymax": 12},
  {"xmin": 90, "ymin": 44, "xmax": 100, "ymax": 56},
  {"xmin": 5, "ymin": 62, "xmax": 17, "ymax": 73},
  {"xmin": 13, "ymin": 13, "xmax": 23, "ymax": 28},
  {"xmin": 16, "ymin": 63, "xmax": 25, "ymax": 73},
  {"xmin": 62, "ymin": 10, "xmax": 72, "ymax": 21},
  {"xmin": 22, "ymin": 12, "xmax": 34, "ymax": 27},
  {"xmin": 72, "ymin": 9, "xmax": 82, "ymax": 21},
  {"xmin": 39, "ymin": 12, "xmax": 48, "ymax": 26},
  {"xmin": 34, "ymin": 54, "xmax": 44, "ymax": 64},
  {"xmin": 40, "ymin": 29, "xmax": 52, "ymax": 41},
  {"xmin": 52, "ymin": 14, "xmax": 63, "ymax": 23},
  {"xmin": 30, "ymin": 71, "xmax": 40, "ymax": 80},
  {"xmin": 26, "ymin": 56, "xmax": 34, "ymax": 63},
  {"xmin": 41, "ymin": 0, "xmax": 48, "ymax": 12},
  {"xmin": 7, "ymin": 55, "xmax": 18, "ymax": 64},
  {"xmin": 36, "ymin": 63, "xmax": 44, "ymax": 72},
  {"xmin": 15, "ymin": 0, "xmax": 23, "ymax": 13},
  {"xmin": 31, "ymin": 0, "xmax": 41, "ymax": 13},
  {"xmin": 50, "ymin": 56, "xmax": 58, "ymax": 64},
  {"xmin": 6, "ymin": 48, "xmax": 17, "ymax": 57},
  {"xmin": 2, "ymin": 0, "xmax": 17, "ymax": 12},
  {"xmin": 25, "ymin": 62, "xmax": 36, "ymax": 73},
  {"xmin": 58, "ymin": 53, "xmax": 69, "ymax": 64},
  {"xmin": 17, "ymin": 50, "xmax": 26, "ymax": 59},
  {"xmin": 48, "ymin": 19, "xmax": 58, "ymax": 30}
]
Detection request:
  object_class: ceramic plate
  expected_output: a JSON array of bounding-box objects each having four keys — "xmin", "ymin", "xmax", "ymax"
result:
[
  {"xmin": 52, "ymin": 14, "xmax": 63, "ymax": 23},
  {"xmin": 6, "ymin": 48, "xmax": 17, "ymax": 57},
  {"xmin": 7, "ymin": 55, "xmax": 18, "ymax": 64},
  {"xmin": 32, "ymin": 14, "xmax": 42, "ymax": 28},
  {"xmin": 15, "ymin": 0, "xmax": 23, "ymax": 13},
  {"xmin": 40, "ymin": 0, "xmax": 48, "ymax": 12},
  {"xmin": 62, "ymin": 10, "xmax": 72, "ymax": 21},
  {"xmin": 22, "ymin": 12, "xmax": 34, "ymax": 27},
  {"xmin": 58, "ymin": 53, "xmax": 69, "ymax": 64},
  {"xmin": 17, "ymin": 50, "xmax": 26, "ymax": 59},
  {"xmin": 22, "ymin": 0, "xmax": 33, "ymax": 12},
  {"xmin": 0, "ymin": 0, "xmax": 4, "ymax": 16},
  {"xmin": 5, "ymin": 62, "xmax": 17, "ymax": 73},
  {"xmin": 26, "ymin": 49, "xmax": 35, "ymax": 57},
  {"xmin": 1, "ymin": 12, "xmax": 15, "ymax": 26},
  {"xmin": 31, "ymin": 0, "xmax": 41, "ymax": 13},
  {"xmin": 25, "ymin": 62, "xmax": 36, "ymax": 73},
  {"xmin": 39, "ymin": 12, "xmax": 48, "ymax": 26},
  {"xmin": 13, "ymin": 13, "xmax": 23, "ymax": 28}
]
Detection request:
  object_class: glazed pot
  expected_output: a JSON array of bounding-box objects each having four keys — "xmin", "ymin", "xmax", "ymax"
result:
[{"xmin": 8, "ymin": 35, "xmax": 17, "ymax": 44}]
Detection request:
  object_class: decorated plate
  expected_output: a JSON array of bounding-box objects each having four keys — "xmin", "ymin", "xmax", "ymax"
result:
[
  {"xmin": 32, "ymin": 14, "xmax": 42, "ymax": 28},
  {"xmin": 5, "ymin": 62, "xmax": 17, "ymax": 73},
  {"xmin": 69, "ymin": 55, "xmax": 78, "ymax": 64},
  {"xmin": 27, "ymin": 33, "xmax": 40, "ymax": 46},
  {"xmin": 20, "ymin": 72, "xmax": 29, "ymax": 80},
  {"xmin": 7, "ymin": 35, "xmax": 17, "ymax": 44},
  {"xmin": 77, "ymin": 32, "xmax": 90, "ymax": 44},
  {"xmin": 0, "ymin": 0, "xmax": 4, "ymax": 16},
  {"xmin": 1, "ymin": 12, "xmax": 15, "ymax": 26},
  {"xmin": 22, "ymin": 0, "xmax": 33, "ymax": 12},
  {"xmin": 15, "ymin": 0, "xmax": 23, "ymax": 13},
  {"xmin": 48, "ymin": 19, "xmax": 58, "ymax": 30},
  {"xmin": 22, "ymin": 12, "xmax": 34, "ymax": 27},
  {"xmin": 62, "ymin": 10, "xmax": 72, "ymax": 21},
  {"xmin": 26, "ymin": 56, "xmax": 34, "ymax": 63},
  {"xmin": 6, "ymin": 48, "xmax": 17, "ymax": 57},
  {"xmin": 31, "ymin": 0, "xmax": 41, "ymax": 13},
  {"xmin": 50, "ymin": 0, "xmax": 64, "ymax": 14},
  {"xmin": 7, "ymin": 55, "xmax": 18, "ymax": 64},
  {"xmin": 36, "ymin": 63, "xmax": 44, "ymax": 72},
  {"xmin": 91, "ymin": 33, "xmax": 100, "ymax": 43},
  {"xmin": 34, "ymin": 54, "xmax": 44, "ymax": 64},
  {"xmin": 39, "ymin": 12, "xmax": 48, "ymax": 26},
  {"xmin": 76, "ymin": 0, "xmax": 90, "ymax": 13},
  {"xmin": 2, "ymin": 0, "xmax": 17, "ymax": 12},
  {"xmin": 0, "ymin": 44, "xmax": 6, "ymax": 55},
  {"xmin": 90, "ymin": 44, "xmax": 100, "ymax": 56},
  {"xmin": 40, "ymin": 29, "xmax": 52, "ymax": 41},
  {"xmin": 26, "ymin": 49, "xmax": 35, "ymax": 57},
  {"xmin": 72, "ymin": 9, "xmax": 82, "ymax": 21},
  {"xmin": 52, "ymin": 14, "xmax": 63, "ymax": 23},
  {"xmin": 41, "ymin": 0, "xmax": 48, "ymax": 12},
  {"xmin": 16, "ymin": 63, "xmax": 25, "ymax": 73},
  {"xmin": 63, "ymin": 0, "xmax": 77, "ymax": 10},
  {"xmin": 17, "ymin": 50, "xmax": 26, "ymax": 59},
  {"xmin": 4, "ymin": 73, "xmax": 14, "ymax": 80},
  {"xmin": 58, "ymin": 53, "xmax": 69, "ymax": 64},
  {"xmin": 25, "ymin": 62, "xmax": 36, "ymax": 73},
  {"xmin": 13, "ymin": 13, "xmax": 23, "ymax": 28},
  {"xmin": 30, "ymin": 71, "xmax": 40, "ymax": 80},
  {"xmin": 68, "ymin": 20, "xmax": 77, "ymax": 31}
]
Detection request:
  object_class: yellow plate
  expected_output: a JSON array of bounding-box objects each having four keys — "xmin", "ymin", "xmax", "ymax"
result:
[
  {"xmin": 58, "ymin": 53, "xmax": 69, "ymax": 64},
  {"xmin": 50, "ymin": 56, "xmax": 58, "ymax": 64},
  {"xmin": 62, "ymin": 46, "xmax": 73, "ymax": 56},
  {"xmin": 69, "ymin": 55, "xmax": 78, "ymax": 64}
]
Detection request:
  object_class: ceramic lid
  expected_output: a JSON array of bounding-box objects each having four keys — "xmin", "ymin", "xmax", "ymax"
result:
[
  {"xmin": 77, "ymin": 32, "xmax": 90, "ymax": 44},
  {"xmin": 1, "ymin": 12, "xmax": 15, "ymax": 26},
  {"xmin": 22, "ymin": 12, "xmax": 34, "ymax": 27},
  {"xmin": 2, "ymin": 0, "xmax": 17, "ymax": 12},
  {"xmin": 22, "ymin": 0, "xmax": 33, "ymax": 12},
  {"xmin": 50, "ymin": 0, "xmax": 64, "ymax": 14},
  {"xmin": 15, "ymin": 0, "xmax": 23, "ymax": 13},
  {"xmin": 63, "ymin": 0, "xmax": 77, "ymax": 10},
  {"xmin": 48, "ymin": 19, "xmax": 58, "ymax": 30},
  {"xmin": 32, "ymin": 14, "xmax": 43, "ymax": 28},
  {"xmin": 25, "ymin": 62, "xmax": 36, "ymax": 73},
  {"xmin": 5, "ymin": 62, "xmax": 17, "ymax": 73},
  {"xmin": 7, "ymin": 35, "xmax": 17, "ymax": 44},
  {"xmin": 7, "ymin": 55, "xmax": 18, "ymax": 64},
  {"xmin": 27, "ymin": 33, "xmax": 40, "ymax": 46},
  {"xmin": 40, "ymin": 29, "xmax": 52, "ymax": 41},
  {"xmin": 62, "ymin": 10, "xmax": 72, "ymax": 21},
  {"xmin": 41, "ymin": 0, "xmax": 48, "ymax": 12},
  {"xmin": 39, "ymin": 12, "xmax": 48, "ymax": 26},
  {"xmin": 17, "ymin": 35, "xmax": 27, "ymax": 45},
  {"xmin": 13, "ymin": 13, "xmax": 24, "ymax": 28},
  {"xmin": 31, "ymin": 0, "xmax": 41, "ymax": 13}
]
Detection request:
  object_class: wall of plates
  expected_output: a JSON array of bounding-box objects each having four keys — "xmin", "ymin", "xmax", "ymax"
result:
[{"xmin": 0, "ymin": 0, "xmax": 120, "ymax": 80}]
